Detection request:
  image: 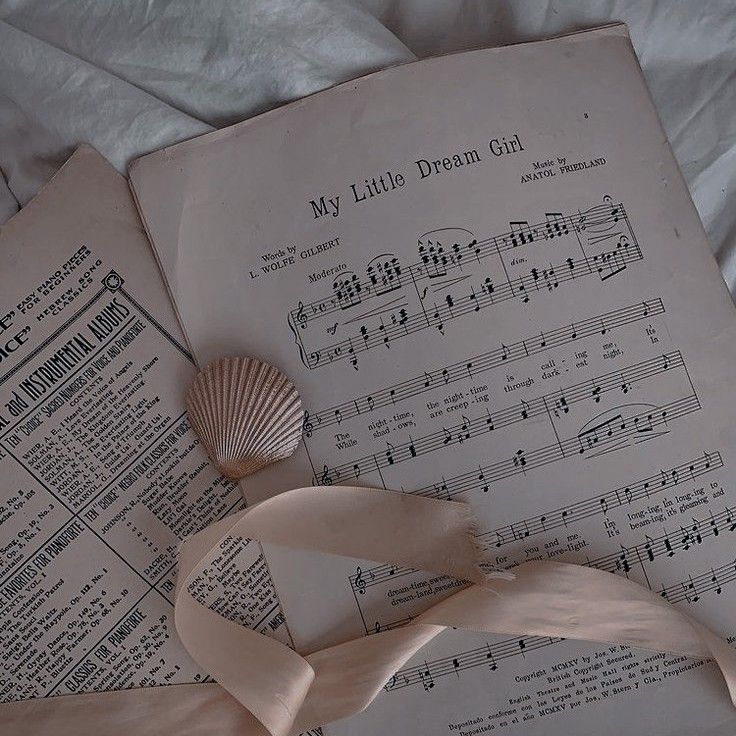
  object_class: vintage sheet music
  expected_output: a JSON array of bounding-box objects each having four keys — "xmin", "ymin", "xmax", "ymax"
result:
[
  {"xmin": 130, "ymin": 25, "xmax": 736, "ymax": 735},
  {"xmin": 0, "ymin": 148, "xmax": 292, "ymax": 705}
]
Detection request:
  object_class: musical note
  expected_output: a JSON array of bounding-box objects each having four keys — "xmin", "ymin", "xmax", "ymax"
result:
[
  {"xmin": 644, "ymin": 535, "xmax": 655, "ymax": 562},
  {"xmin": 418, "ymin": 238, "xmax": 448, "ymax": 279},
  {"xmin": 479, "ymin": 467, "xmax": 489, "ymax": 493},
  {"xmin": 431, "ymin": 303, "xmax": 445, "ymax": 334},
  {"xmin": 419, "ymin": 663, "xmax": 435, "ymax": 691},
  {"xmin": 545, "ymin": 212, "xmax": 569, "ymax": 238},
  {"xmin": 681, "ymin": 575, "xmax": 699, "ymax": 603},
  {"xmin": 387, "ymin": 310, "xmax": 408, "ymax": 337},
  {"xmin": 333, "ymin": 272, "xmax": 363, "ymax": 309},
  {"xmin": 348, "ymin": 339, "xmax": 359, "ymax": 370},
  {"xmin": 512, "ymin": 449, "xmax": 527, "ymax": 472},
  {"xmin": 377, "ymin": 317, "xmax": 391, "ymax": 348},
  {"xmin": 593, "ymin": 249, "xmax": 627, "ymax": 281},
  {"xmin": 512, "ymin": 520, "xmax": 530, "ymax": 540},
  {"xmin": 469, "ymin": 286, "xmax": 480, "ymax": 311},
  {"xmin": 509, "ymin": 221, "xmax": 534, "ymax": 247},
  {"xmin": 553, "ymin": 392, "xmax": 569, "ymax": 417},
  {"xmin": 542, "ymin": 266, "xmax": 558, "ymax": 291},
  {"xmin": 432, "ymin": 477, "xmax": 450, "ymax": 501},
  {"xmin": 367, "ymin": 255, "xmax": 402, "ymax": 295},
  {"xmin": 633, "ymin": 412, "xmax": 654, "ymax": 434}
]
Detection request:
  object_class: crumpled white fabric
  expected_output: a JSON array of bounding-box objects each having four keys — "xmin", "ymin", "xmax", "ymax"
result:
[{"xmin": 1, "ymin": 0, "xmax": 735, "ymax": 290}]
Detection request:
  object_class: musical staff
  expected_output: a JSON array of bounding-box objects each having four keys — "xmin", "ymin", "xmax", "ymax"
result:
[
  {"xmin": 316, "ymin": 351, "xmax": 688, "ymax": 484},
  {"xmin": 290, "ymin": 201, "xmax": 629, "ymax": 328},
  {"xmin": 659, "ymin": 557, "xmax": 736, "ymax": 604},
  {"xmin": 383, "ymin": 557, "xmax": 736, "ymax": 693},
  {"xmin": 348, "ymin": 451, "xmax": 722, "ymax": 592},
  {"xmin": 296, "ymin": 242, "xmax": 642, "ymax": 369},
  {"xmin": 302, "ymin": 298, "xmax": 664, "ymax": 436},
  {"xmin": 584, "ymin": 503, "xmax": 736, "ymax": 576},
  {"xmin": 411, "ymin": 395, "xmax": 698, "ymax": 500},
  {"xmin": 483, "ymin": 451, "xmax": 721, "ymax": 549}
]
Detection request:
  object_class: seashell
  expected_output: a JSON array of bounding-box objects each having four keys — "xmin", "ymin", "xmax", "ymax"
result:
[{"xmin": 186, "ymin": 356, "xmax": 303, "ymax": 481}]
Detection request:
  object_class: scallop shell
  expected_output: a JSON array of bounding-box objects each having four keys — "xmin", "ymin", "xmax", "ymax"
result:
[{"xmin": 186, "ymin": 356, "xmax": 303, "ymax": 480}]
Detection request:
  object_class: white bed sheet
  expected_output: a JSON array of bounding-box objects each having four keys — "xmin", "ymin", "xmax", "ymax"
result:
[{"xmin": 1, "ymin": 0, "xmax": 735, "ymax": 291}]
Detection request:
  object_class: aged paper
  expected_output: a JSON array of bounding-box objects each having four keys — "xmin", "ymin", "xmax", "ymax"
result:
[
  {"xmin": 131, "ymin": 25, "xmax": 736, "ymax": 736},
  {"xmin": 0, "ymin": 147, "xmax": 291, "ymax": 704}
]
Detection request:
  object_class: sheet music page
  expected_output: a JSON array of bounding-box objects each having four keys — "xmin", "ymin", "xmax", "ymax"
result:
[
  {"xmin": 131, "ymin": 25, "xmax": 736, "ymax": 735},
  {"xmin": 0, "ymin": 148, "xmax": 293, "ymax": 704}
]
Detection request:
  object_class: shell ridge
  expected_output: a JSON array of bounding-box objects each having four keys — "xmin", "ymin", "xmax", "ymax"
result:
[{"xmin": 186, "ymin": 356, "xmax": 302, "ymax": 481}]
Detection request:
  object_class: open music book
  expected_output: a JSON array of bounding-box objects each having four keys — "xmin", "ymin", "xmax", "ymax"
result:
[{"xmin": 130, "ymin": 24, "xmax": 736, "ymax": 736}]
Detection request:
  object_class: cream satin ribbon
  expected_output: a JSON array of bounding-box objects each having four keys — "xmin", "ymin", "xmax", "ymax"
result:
[{"xmin": 4, "ymin": 486, "xmax": 736, "ymax": 736}]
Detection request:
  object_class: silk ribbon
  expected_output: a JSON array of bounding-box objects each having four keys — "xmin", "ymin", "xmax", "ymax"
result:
[{"xmin": 4, "ymin": 485, "xmax": 736, "ymax": 735}]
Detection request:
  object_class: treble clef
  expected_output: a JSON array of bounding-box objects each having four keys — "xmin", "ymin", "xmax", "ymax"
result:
[
  {"xmin": 354, "ymin": 566, "xmax": 367, "ymax": 594},
  {"xmin": 294, "ymin": 301, "xmax": 308, "ymax": 329},
  {"xmin": 320, "ymin": 465, "xmax": 333, "ymax": 486},
  {"xmin": 302, "ymin": 410, "xmax": 313, "ymax": 438}
]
